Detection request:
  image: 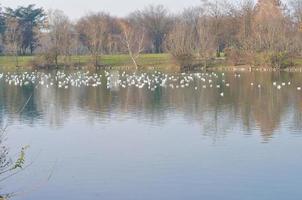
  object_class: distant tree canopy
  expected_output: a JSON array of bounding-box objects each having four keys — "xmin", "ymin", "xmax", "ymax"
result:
[
  {"xmin": 1, "ymin": 0, "xmax": 302, "ymax": 68},
  {"xmin": 129, "ymin": 5, "xmax": 172, "ymax": 53},
  {"xmin": 1, "ymin": 4, "xmax": 45, "ymax": 55}
]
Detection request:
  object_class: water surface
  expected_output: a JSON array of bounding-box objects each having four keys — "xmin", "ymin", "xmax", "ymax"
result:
[{"xmin": 0, "ymin": 70, "xmax": 302, "ymax": 200}]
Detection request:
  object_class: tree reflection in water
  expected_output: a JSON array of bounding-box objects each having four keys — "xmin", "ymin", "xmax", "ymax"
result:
[{"xmin": 0, "ymin": 70, "xmax": 302, "ymax": 143}]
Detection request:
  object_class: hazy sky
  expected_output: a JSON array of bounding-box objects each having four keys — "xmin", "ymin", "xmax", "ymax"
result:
[{"xmin": 1, "ymin": 0, "xmax": 202, "ymax": 19}]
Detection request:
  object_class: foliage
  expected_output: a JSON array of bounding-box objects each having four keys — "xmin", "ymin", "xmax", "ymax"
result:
[
  {"xmin": 11, "ymin": 146, "xmax": 29, "ymax": 170},
  {"xmin": 225, "ymin": 48, "xmax": 253, "ymax": 66},
  {"xmin": 269, "ymin": 52, "xmax": 294, "ymax": 68},
  {"xmin": 37, "ymin": 10, "xmax": 75, "ymax": 67},
  {"xmin": 4, "ymin": 5, "xmax": 45, "ymax": 54},
  {"xmin": 76, "ymin": 12, "xmax": 110, "ymax": 67}
]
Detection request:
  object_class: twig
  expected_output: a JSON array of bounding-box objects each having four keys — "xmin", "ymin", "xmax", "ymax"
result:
[
  {"xmin": 0, "ymin": 93, "xmax": 33, "ymax": 135},
  {"xmin": 3, "ymin": 159, "xmax": 58, "ymax": 199},
  {"xmin": 17, "ymin": 93, "xmax": 33, "ymax": 114}
]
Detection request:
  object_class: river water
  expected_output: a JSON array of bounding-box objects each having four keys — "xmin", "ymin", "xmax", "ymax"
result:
[{"xmin": 0, "ymin": 70, "xmax": 302, "ymax": 200}]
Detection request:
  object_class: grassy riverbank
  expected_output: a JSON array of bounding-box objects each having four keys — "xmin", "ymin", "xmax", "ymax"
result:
[
  {"xmin": 1, "ymin": 54, "xmax": 302, "ymax": 71},
  {"xmin": 0, "ymin": 54, "xmax": 174, "ymax": 69}
]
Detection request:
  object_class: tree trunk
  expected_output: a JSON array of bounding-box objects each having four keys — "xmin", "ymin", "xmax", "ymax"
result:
[
  {"xmin": 95, "ymin": 54, "xmax": 99, "ymax": 68},
  {"xmin": 129, "ymin": 51, "xmax": 138, "ymax": 69},
  {"xmin": 204, "ymin": 58, "xmax": 207, "ymax": 68},
  {"xmin": 55, "ymin": 54, "xmax": 58, "ymax": 69},
  {"xmin": 15, "ymin": 54, "xmax": 19, "ymax": 67},
  {"xmin": 14, "ymin": 45, "xmax": 19, "ymax": 67}
]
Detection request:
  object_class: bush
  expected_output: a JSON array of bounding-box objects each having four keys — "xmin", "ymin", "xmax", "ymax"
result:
[
  {"xmin": 252, "ymin": 52, "xmax": 294, "ymax": 68},
  {"xmin": 252, "ymin": 52, "xmax": 270, "ymax": 67},
  {"xmin": 225, "ymin": 48, "xmax": 253, "ymax": 66},
  {"xmin": 225, "ymin": 48, "xmax": 295, "ymax": 68},
  {"xmin": 30, "ymin": 53, "xmax": 57, "ymax": 68},
  {"xmin": 270, "ymin": 52, "xmax": 294, "ymax": 69}
]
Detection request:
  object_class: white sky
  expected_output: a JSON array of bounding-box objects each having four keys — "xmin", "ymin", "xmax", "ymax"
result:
[{"xmin": 1, "ymin": 0, "xmax": 202, "ymax": 19}]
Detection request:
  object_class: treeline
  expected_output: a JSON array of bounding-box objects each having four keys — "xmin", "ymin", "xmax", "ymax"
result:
[{"xmin": 1, "ymin": 0, "xmax": 302, "ymax": 68}]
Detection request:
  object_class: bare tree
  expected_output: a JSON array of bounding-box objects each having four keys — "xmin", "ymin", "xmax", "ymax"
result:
[
  {"xmin": 290, "ymin": 0, "xmax": 302, "ymax": 23},
  {"xmin": 253, "ymin": 0, "xmax": 283, "ymax": 51},
  {"xmin": 166, "ymin": 20, "xmax": 194, "ymax": 59},
  {"xmin": 0, "ymin": 1, "xmax": 302, "ymax": 68},
  {"xmin": 130, "ymin": 5, "xmax": 172, "ymax": 53},
  {"xmin": 39, "ymin": 10, "xmax": 74, "ymax": 67},
  {"xmin": 103, "ymin": 17, "xmax": 122, "ymax": 54},
  {"xmin": 76, "ymin": 13, "xmax": 109, "ymax": 67},
  {"xmin": 201, "ymin": 0, "xmax": 219, "ymax": 54},
  {"xmin": 118, "ymin": 19, "xmax": 145, "ymax": 69},
  {"xmin": 196, "ymin": 14, "xmax": 217, "ymax": 67},
  {"xmin": 166, "ymin": 6, "xmax": 216, "ymax": 67},
  {"xmin": 4, "ymin": 16, "xmax": 21, "ymax": 67},
  {"xmin": 166, "ymin": 8, "xmax": 200, "ymax": 60},
  {"xmin": 0, "ymin": 5, "xmax": 4, "ymax": 53},
  {"xmin": 289, "ymin": 0, "xmax": 302, "ymax": 56},
  {"xmin": 237, "ymin": 0, "xmax": 255, "ymax": 49}
]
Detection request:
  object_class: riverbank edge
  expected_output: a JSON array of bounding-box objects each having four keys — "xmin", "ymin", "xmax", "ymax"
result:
[{"xmin": 1, "ymin": 55, "xmax": 302, "ymax": 72}]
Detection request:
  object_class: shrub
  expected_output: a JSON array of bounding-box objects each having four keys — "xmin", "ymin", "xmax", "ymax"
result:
[
  {"xmin": 225, "ymin": 48, "xmax": 253, "ymax": 66},
  {"xmin": 253, "ymin": 52, "xmax": 294, "ymax": 68},
  {"xmin": 30, "ymin": 53, "xmax": 57, "ymax": 68},
  {"xmin": 225, "ymin": 48, "xmax": 295, "ymax": 68},
  {"xmin": 269, "ymin": 52, "xmax": 294, "ymax": 69}
]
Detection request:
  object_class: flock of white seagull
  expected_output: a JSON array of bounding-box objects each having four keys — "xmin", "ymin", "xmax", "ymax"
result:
[{"xmin": 0, "ymin": 71, "xmax": 301, "ymax": 97}]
